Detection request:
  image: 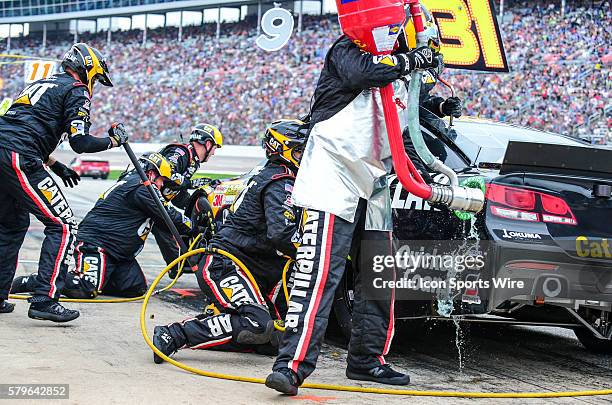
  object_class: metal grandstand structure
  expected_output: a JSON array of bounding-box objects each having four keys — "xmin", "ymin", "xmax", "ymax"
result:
[{"xmin": 0, "ymin": 0, "xmax": 324, "ymax": 49}]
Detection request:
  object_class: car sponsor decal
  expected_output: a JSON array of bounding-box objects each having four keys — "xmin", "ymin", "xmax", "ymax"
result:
[{"xmin": 575, "ymin": 236, "xmax": 612, "ymax": 259}]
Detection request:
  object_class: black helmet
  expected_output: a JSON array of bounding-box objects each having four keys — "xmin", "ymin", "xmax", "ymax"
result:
[
  {"xmin": 262, "ymin": 119, "xmax": 308, "ymax": 168},
  {"xmin": 189, "ymin": 123, "xmax": 223, "ymax": 148},
  {"xmin": 61, "ymin": 43, "xmax": 113, "ymax": 95}
]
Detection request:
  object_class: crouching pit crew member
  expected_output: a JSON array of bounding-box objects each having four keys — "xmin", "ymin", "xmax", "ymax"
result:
[
  {"xmin": 151, "ymin": 119, "xmax": 307, "ymax": 361},
  {"xmin": 149, "ymin": 123, "xmax": 223, "ymax": 274},
  {"xmin": 13, "ymin": 153, "xmax": 193, "ymax": 299},
  {"xmin": 1, "ymin": 43, "xmax": 122, "ymax": 321}
]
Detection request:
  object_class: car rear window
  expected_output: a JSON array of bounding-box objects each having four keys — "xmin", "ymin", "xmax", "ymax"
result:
[{"xmin": 452, "ymin": 120, "xmax": 586, "ymax": 164}]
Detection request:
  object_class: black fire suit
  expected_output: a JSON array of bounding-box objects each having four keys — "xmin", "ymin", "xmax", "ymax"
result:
[
  {"xmin": 164, "ymin": 161, "xmax": 298, "ymax": 352},
  {"xmin": 273, "ymin": 36, "xmax": 402, "ymax": 383},
  {"xmin": 64, "ymin": 174, "xmax": 193, "ymax": 297},
  {"xmin": 149, "ymin": 143, "xmax": 201, "ymax": 269},
  {"xmin": 0, "ymin": 73, "xmax": 112, "ymax": 301}
]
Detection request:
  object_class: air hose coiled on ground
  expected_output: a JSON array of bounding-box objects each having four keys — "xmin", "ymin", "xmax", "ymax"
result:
[{"xmin": 140, "ymin": 247, "xmax": 612, "ymax": 399}]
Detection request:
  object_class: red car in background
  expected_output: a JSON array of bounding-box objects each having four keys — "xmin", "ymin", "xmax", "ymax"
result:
[{"xmin": 69, "ymin": 157, "xmax": 110, "ymax": 180}]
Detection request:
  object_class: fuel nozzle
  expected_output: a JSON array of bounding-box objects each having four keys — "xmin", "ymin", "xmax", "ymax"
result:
[{"xmin": 428, "ymin": 184, "xmax": 485, "ymax": 213}]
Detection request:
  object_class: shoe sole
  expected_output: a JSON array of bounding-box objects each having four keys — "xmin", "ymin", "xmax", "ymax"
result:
[
  {"xmin": 265, "ymin": 372, "xmax": 298, "ymax": 396},
  {"xmin": 28, "ymin": 309, "xmax": 80, "ymax": 323},
  {"xmin": 346, "ymin": 370, "xmax": 410, "ymax": 386},
  {"xmin": 235, "ymin": 320, "xmax": 275, "ymax": 345}
]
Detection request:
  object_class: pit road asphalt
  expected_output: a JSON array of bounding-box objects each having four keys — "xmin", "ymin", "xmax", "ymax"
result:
[{"xmin": 2, "ymin": 178, "xmax": 611, "ymax": 405}]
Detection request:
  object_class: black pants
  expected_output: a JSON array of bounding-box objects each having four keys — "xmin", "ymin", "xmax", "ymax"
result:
[
  {"xmin": 69, "ymin": 241, "xmax": 147, "ymax": 297},
  {"xmin": 273, "ymin": 199, "xmax": 396, "ymax": 383},
  {"xmin": 0, "ymin": 149, "xmax": 77, "ymax": 300},
  {"xmin": 166, "ymin": 253, "xmax": 284, "ymax": 351},
  {"xmin": 152, "ymin": 224, "xmax": 180, "ymax": 272}
]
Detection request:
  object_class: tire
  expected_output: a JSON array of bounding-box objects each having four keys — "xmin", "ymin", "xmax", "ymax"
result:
[
  {"xmin": 574, "ymin": 328, "xmax": 612, "ymax": 354},
  {"xmin": 101, "ymin": 174, "xmax": 109, "ymax": 180}
]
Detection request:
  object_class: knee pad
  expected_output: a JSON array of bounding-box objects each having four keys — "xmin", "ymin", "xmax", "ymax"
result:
[
  {"xmin": 231, "ymin": 304, "xmax": 274, "ymax": 344},
  {"xmin": 63, "ymin": 273, "xmax": 97, "ymax": 299}
]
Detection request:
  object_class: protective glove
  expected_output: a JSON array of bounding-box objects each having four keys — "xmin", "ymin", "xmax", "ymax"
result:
[
  {"xmin": 108, "ymin": 122, "xmax": 129, "ymax": 147},
  {"xmin": 190, "ymin": 177, "xmax": 221, "ymax": 189},
  {"xmin": 49, "ymin": 160, "xmax": 80, "ymax": 188},
  {"xmin": 440, "ymin": 97, "xmax": 463, "ymax": 118},
  {"xmin": 399, "ymin": 46, "xmax": 438, "ymax": 74}
]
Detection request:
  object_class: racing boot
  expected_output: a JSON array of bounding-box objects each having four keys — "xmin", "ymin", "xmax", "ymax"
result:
[
  {"xmin": 346, "ymin": 364, "xmax": 410, "ymax": 385},
  {"xmin": 10, "ymin": 273, "xmax": 36, "ymax": 294},
  {"xmin": 27, "ymin": 296, "xmax": 80, "ymax": 323},
  {"xmin": 233, "ymin": 304, "xmax": 275, "ymax": 345},
  {"xmin": 153, "ymin": 325, "xmax": 179, "ymax": 364},
  {"xmin": 265, "ymin": 367, "xmax": 300, "ymax": 396},
  {"xmin": 0, "ymin": 299, "xmax": 15, "ymax": 313}
]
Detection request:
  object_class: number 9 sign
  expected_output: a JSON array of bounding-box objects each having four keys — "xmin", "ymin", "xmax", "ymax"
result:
[{"xmin": 256, "ymin": 6, "xmax": 294, "ymax": 52}]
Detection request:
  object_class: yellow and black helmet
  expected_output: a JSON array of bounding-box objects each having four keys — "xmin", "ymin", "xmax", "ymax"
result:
[
  {"xmin": 399, "ymin": 5, "xmax": 441, "ymax": 52},
  {"xmin": 61, "ymin": 43, "xmax": 113, "ymax": 95},
  {"xmin": 141, "ymin": 152, "xmax": 182, "ymax": 201},
  {"xmin": 263, "ymin": 119, "xmax": 308, "ymax": 169},
  {"xmin": 189, "ymin": 123, "xmax": 223, "ymax": 148}
]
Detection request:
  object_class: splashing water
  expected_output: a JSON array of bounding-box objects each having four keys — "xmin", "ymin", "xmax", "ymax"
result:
[
  {"xmin": 435, "ymin": 215, "xmax": 480, "ymax": 370},
  {"xmin": 453, "ymin": 315, "xmax": 465, "ymax": 372}
]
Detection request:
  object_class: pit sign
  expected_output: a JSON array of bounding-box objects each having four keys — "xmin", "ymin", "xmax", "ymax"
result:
[
  {"xmin": 423, "ymin": 0, "xmax": 508, "ymax": 72},
  {"xmin": 24, "ymin": 60, "xmax": 57, "ymax": 84}
]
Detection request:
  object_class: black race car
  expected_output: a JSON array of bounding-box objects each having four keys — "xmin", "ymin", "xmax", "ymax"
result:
[
  {"xmin": 331, "ymin": 117, "xmax": 612, "ymax": 353},
  {"xmin": 186, "ymin": 116, "xmax": 612, "ymax": 353}
]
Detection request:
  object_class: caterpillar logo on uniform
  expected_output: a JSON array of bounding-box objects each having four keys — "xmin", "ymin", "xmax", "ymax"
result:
[
  {"xmin": 37, "ymin": 177, "xmax": 75, "ymax": 221},
  {"xmin": 219, "ymin": 275, "xmax": 251, "ymax": 306},
  {"xmin": 207, "ymin": 313, "xmax": 233, "ymax": 337},
  {"xmin": 83, "ymin": 256, "xmax": 101, "ymax": 287},
  {"xmin": 285, "ymin": 209, "xmax": 319, "ymax": 328}
]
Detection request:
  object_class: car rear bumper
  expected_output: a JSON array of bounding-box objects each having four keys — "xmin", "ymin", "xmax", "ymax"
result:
[{"xmin": 486, "ymin": 243, "xmax": 612, "ymax": 312}]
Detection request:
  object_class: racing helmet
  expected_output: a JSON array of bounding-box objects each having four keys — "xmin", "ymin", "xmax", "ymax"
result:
[
  {"xmin": 189, "ymin": 123, "xmax": 223, "ymax": 148},
  {"xmin": 61, "ymin": 43, "xmax": 113, "ymax": 96},
  {"xmin": 141, "ymin": 152, "xmax": 182, "ymax": 201},
  {"xmin": 262, "ymin": 119, "xmax": 308, "ymax": 169},
  {"xmin": 397, "ymin": 5, "xmax": 441, "ymax": 53}
]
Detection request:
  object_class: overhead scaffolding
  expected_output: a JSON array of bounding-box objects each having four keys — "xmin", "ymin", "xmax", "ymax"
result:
[
  {"xmin": 216, "ymin": 7, "xmax": 221, "ymax": 41},
  {"xmin": 142, "ymin": 14, "xmax": 148, "ymax": 47},
  {"xmin": 298, "ymin": 0, "xmax": 303, "ymax": 33},
  {"xmin": 42, "ymin": 23, "xmax": 47, "ymax": 51}
]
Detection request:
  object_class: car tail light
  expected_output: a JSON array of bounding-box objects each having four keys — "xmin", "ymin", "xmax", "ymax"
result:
[{"xmin": 486, "ymin": 184, "xmax": 577, "ymax": 226}]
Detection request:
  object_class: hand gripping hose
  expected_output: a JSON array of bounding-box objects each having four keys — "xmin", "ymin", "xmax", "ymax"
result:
[
  {"xmin": 384, "ymin": 0, "xmax": 484, "ymax": 214},
  {"xmin": 140, "ymin": 248, "xmax": 612, "ymax": 398}
]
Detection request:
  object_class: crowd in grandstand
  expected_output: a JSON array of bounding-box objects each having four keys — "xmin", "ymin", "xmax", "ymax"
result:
[{"xmin": 0, "ymin": 1, "xmax": 609, "ymax": 144}]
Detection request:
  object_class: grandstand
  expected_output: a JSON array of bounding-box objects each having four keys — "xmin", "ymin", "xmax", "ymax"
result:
[{"xmin": 0, "ymin": 0, "xmax": 609, "ymax": 145}]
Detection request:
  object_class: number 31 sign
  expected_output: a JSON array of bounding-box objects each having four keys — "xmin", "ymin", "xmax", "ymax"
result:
[{"xmin": 256, "ymin": 5, "xmax": 294, "ymax": 52}]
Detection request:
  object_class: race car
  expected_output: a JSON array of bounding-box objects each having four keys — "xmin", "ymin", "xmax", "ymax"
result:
[
  {"xmin": 69, "ymin": 156, "xmax": 110, "ymax": 179},
  {"xmin": 186, "ymin": 117, "xmax": 612, "ymax": 353}
]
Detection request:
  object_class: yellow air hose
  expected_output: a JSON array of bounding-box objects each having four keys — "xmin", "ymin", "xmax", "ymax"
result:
[{"xmin": 140, "ymin": 248, "xmax": 612, "ymax": 398}]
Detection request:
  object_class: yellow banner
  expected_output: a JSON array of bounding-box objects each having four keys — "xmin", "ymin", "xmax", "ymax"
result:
[{"xmin": 423, "ymin": 0, "xmax": 509, "ymax": 72}]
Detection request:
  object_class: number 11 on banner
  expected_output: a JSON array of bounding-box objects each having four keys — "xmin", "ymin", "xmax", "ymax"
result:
[
  {"xmin": 256, "ymin": 5, "xmax": 294, "ymax": 52},
  {"xmin": 24, "ymin": 60, "xmax": 57, "ymax": 84}
]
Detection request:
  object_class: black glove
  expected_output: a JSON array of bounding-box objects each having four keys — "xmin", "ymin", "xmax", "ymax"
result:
[
  {"xmin": 49, "ymin": 161, "xmax": 80, "ymax": 188},
  {"xmin": 108, "ymin": 122, "xmax": 129, "ymax": 147},
  {"xmin": 440, "ymin": 97, "xmax": 463, "ymax": 118},
  {"xmin": 399, "ymin": 46, "xmax": 438, "ymax": 74},
  {"xmin": 189, "ymin": 177, "xmax": 221, "ymax": 189}
]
